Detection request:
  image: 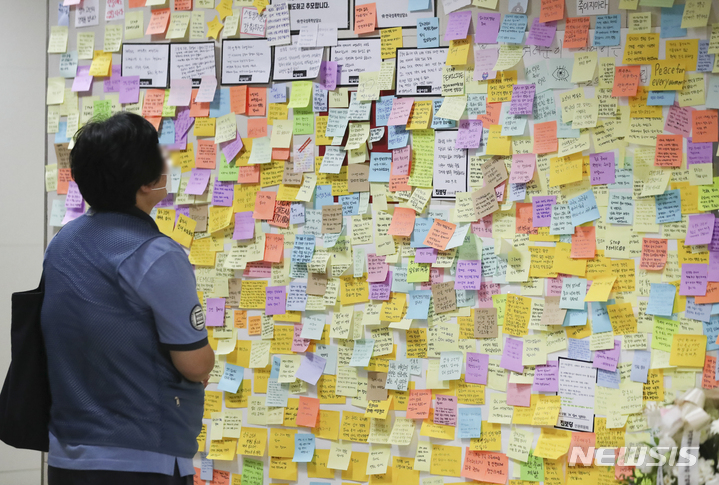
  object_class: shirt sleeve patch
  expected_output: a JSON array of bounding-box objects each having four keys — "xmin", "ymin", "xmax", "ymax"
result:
[{"xmin": 190, "ymin": 304, "xmax": 205, "ymax": 331}]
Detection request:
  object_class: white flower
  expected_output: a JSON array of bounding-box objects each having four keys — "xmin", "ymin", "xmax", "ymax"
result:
[
  {"xmin": 658, "ymin": 435, "xmax": 676, "ymax": 449},
  {"xmin": 710, "ymin": 419, "xmax": 719, "ymax": 436},
  {"xmin": 639, "ymin": 462, "xmax": 653, "ymax": 474},
  {"xmin": 698, "ymin": 458, "xmax": 716, "ymax": 484}
]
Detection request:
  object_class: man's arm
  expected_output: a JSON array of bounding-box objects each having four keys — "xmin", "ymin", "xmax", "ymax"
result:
[{"xmin": 170, "ymin": 344, "xmax": 215, "ymax": 383}]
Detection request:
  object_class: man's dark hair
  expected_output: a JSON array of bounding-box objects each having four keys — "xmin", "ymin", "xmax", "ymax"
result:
[{"xmin": 70, "ymin": 112, "xmax": 164, "ymax": 211}]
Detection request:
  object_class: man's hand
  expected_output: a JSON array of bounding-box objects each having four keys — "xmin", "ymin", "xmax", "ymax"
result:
[{"xmin": 170, "ymin": 344, "xmax": 215, "ymax": 383}]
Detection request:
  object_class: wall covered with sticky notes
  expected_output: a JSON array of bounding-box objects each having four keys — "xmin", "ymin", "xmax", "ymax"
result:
[{"xmin": 44, "ymin": 0, "xmax": 719, "ymax": 484}]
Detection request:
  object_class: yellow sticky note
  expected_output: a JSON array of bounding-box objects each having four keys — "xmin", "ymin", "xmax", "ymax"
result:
[
  {"xmin": 584, "ymin": 276, "xmax": 617, "ymax": 302},
  {"xmin": 669, "ymin": 334, "xmax": 707, "ymax": 367},
  {"xmin": 380, "ymin": 27, "xmax": 402, "ymax": 59},
  {"xmin": 171, "ymin": 214, "xmax": 197, "ymax": 248}
]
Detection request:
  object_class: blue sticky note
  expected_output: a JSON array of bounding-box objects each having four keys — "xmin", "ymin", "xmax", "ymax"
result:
[
  {"xmin": 568, "ymin": 190, "xmax": 600, "ymax": 226},
  {"xmin": 388, "ymin": 125, "xmax": 410, "ymax": 149},
  {"xmin": 698, "ymin": 40, "xmax": 715, "ymax": 73},
  {"xmin": 158, "ymin": 119, "xmax": 175, "ymax": 145},
  {"xmin": 631, "ymin": 350, "xmax": 652, "ymax": 384},
  {"xmin": 432, "ymin": 99, "xmax": 457, "ymax": 129},
  {"xmin": 269, "ymin": 84, "xmax": 287, "ymax": 103},
  {"xmin": 58, "ymin": 2, "xmax": 70, "ymax": 26},
  {"xmin": 410, "ymin": 217, "xmax": 434, "ymax": 248},
  {"xmin": 563, "ymin": 306, "xmax": 588, "ymax": 327},
  {"xmin": 660, "ymin": 4, "xmax": 686, "ymax": 38},
  {"xmin": 655, "ymin": 190, "xmax": 682, "ymax": 224},
  {"xmin": 291, "ymin": 234, "xmax": 316, "ymax": 263},
  {"xmin": 406, "ymin": 290, "xmax": 432, "ymax": 319},
  {"xmin": 568, "ymin": 338, "xmax": 591, "ymax": 361},
  {"xmin": 556, "ymin": 119, "xmax": 580, "ymax": 138},
  {"xmin": 55, "ymin": 121, "xmax": 70, "ymax": 144},
  {"xmin": 313, "ymin": 185, "xmax": 333, "ymax": 209},
  {"xmin": 200, "ymin": 453, "xmax": 213, "ymax": 480},
  {"xmin": 314, "ymin": 344, "xmax": 337, "ymax": 376},
  {"xmin": 217, "ymin": 363, "xmax": 244, "ymax": 393},
  {"xmin": 704, "ymin": 316, "xmax": 719, "ymax": 351},
  {"xmin": 457, "ymin": 289, "xmax": 477, "ymax": 308},
  {"xmin": 687, "ymin": 297, "xmax": 713, "ymax": 323},
  {"xmin": 409, "ymin": 0, "xmax": 431, "ymax": 11},
  {"xmin": 369, "ymin": 152, "xmax": 391, "ymax": 183},
  {"xmin": 293, "ymin": 434, "xmax": 316, "ymax": 462},
  {"xmin": 270, "ymin": 356, "xmax": 282, "ymax": 379},
  {"xmin": 417, "ymin": 17, "xmax": 440, "ymax": 47},
  {"xmin": 597, "ymin": 368, "xmax": 620, "ymax": 389},
  {"xmin": 290, "ymin": 202, "xmax": 305, "ymax": 225},
  {"xmin": 458, "ymin": 408, "xmax": 483, "ymax": 438},
  {"xmin": 591, "ymin": 301, "xmax": 614, "ymax": 334},
  {"xmin": 392, "ymin": 267, "xmax": 414, "ymax": 293},
  {"xmin": 375, "ymin": 96, "xmax": 395, "ymax": 127},
  {"xmin": 646, "ymin": 283, "xmax": 676, "ymax": 317},
  {"xmin": 338, "ymin": 194, "xmax": 359, "ymax": 215},
  {"xmin": 59, "ymin": 51, "xmax": 78, "ymax": 78},
  {"xmin": 497, "ymin": 14, "xmax": 527, "ymax": 44},
  {"xmin": 287, "ymin": 282, "xmax": 308, "ymax": 311},
  {"xmin": 209, "ymin": 88, "xmax": 231, "ymax": 117},
  {"xmin": 594, "ymin": 15, "xmax": 621, "ymax": 47},
  {"xmin": 647, "ymin": 91, "xmax": 675, "ymax": 106}
]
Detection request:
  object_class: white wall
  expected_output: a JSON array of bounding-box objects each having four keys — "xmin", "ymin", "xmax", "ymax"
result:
[{"xmin": 0, "ymin": 1, "xmax": 47, "ymax": 483}]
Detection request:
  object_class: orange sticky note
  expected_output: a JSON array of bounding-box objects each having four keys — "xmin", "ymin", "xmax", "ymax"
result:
[
  {"xmin": 655, "ymin": 135, "xmax": 683, "ymax": 167},
  {"xmin": 146, "ymin": 8, "xmax": 171, "ymax": 35},
  {"xmin": 248, "ymin": 315, "xmax": 261, "ymax": 335},
  {"xmin": 612, "ymin": 66, "xmax": 641, "ymax": 97},
  {"xmin": 533, "ymin": 121, "xmax": 558, "ymax": 154},
  {"xmin": 540, "ymin": 0, "xmax": 564, "ymax": 23},
  {"xmin": 190, "ymin": 89, "xmax": 210, "ymax": 117},
  {"xmin": 270, "ymin": 200, "xmax": 291, "ymax": 228},
  {"xmin": 692, "ymin": 110, "xmax": 719, "ymax": 143},
  {"xmin": 196, "ymin": 139, "xmax": 217, "ymax": 169},
  {"xmin": 571, "ymin": 226, "xmax": 595, "ymax": 259},
  {"xmin": 462, "ymin": 450, "xmax": 508, "ymax": 484},
  {"xmin": 569, "ymin": 432, "xmax": 596, "ymax": 463},
  {"xmin": 515, "ymin": 203, "xmax": 537, "ymax": 235},
  {"xmin": 477, "ymin": 103, "xmax": 501, "ymax": 127},
  {"xmin": 388, "ymin": 207, "xmax": 416, "ymax": 236},
  {"xmin": 389, "ymin": 174, "xmax": 411, "ymax": 192},
  {"xmin": 354, "ymin": 3, "xmax": 376, "ymax": 34},
  {"xmin": 174, "ymin": 0, "xmax": 192, "ymax": 10},
  {"xmin": 296, "ymin": 396, "xmax": 320, "ymax": 427},
  {"xmin": 234, "ymin": 309, "xmax": 247, "ymax": 329},
  {"xmin": 253, "ymin": 191, "xmax": 277, "ymax": 220},
  {"xmin": 563, "ymin": 17, "xmax": 590, "ymax": 48},
  {"xmin": 264, "ymin": 233, "xmax": 284, "ymax": 263},
  {"xmin": 423, "ymin": 219, "xmax": 456, "ymax": 250},
  {"xmin": 696, "ymin": 282, "xmax": 719, "ymax": 304},
  {"xmin": 229, "ymin": 85, "xmax": 247, "ymax": 114},
  {"xmin": 248, "ymin": 118, "xmax": 268, "ymax": 138},
  {"xmin": 703, "ymin": 355, "xmax": 719, "ymax": 389},
  {"xmin": 406, "ymin": 389, "xmax": 431, "ymax": 419},
  {"xmin": 247, "ymin": 87, "xmax": 267, "ymax": 116},
  {"xmin": 237, "ymin": 166, "xmax": 260, "ymax": 184},
  {"xmin": 142, "ymin": 89, "xmax": 165, "ymax": 117},
  {"xmin": 639, "ymin": 238, "xmax": 668, "ymax": 270}
]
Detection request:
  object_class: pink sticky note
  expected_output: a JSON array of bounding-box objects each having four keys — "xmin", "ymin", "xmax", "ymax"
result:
[
  {"xmin": 205, "ymin": 298, "xmax": 226, "ymax": 326},
  {"xmin": 506, "ymin": 382, "xmax": 532, "ymax": 407},
  {"xmin": 119, "ymin": 75, "xmax": 140, "ymax": 104},
  {"xmin": 265, "ymin": 286, "xmax": 286, "ymax": 316},
  {"xmin": 232, "ymin": 211, "xmax": 255, "ymax": 240},
  {"xmin": 455, "ymin": 119, "xmax": 483, "ymax": 149},
  {"xmin": 594, "ymin": 339, "xmax": 621, "ymax": 372},
  {"xmin": 665, "ymin": 103, "xmax": 694, "ymax": 138},
  {"xmin": 509, "ymin": 154, "xmax": 536, "ymax": 184},
  {"xmin": 508, "ymin": 84, "xmax": 535, "ymax": 116},
  {"xmin": 445, "ymin": 10, "xmax": 473, "ymax": 41},
  {"xmin": 368, "ymin": 271, "xmax": 391, "ymax": 301},
  {"xmin": 709, "ymin": 251, "xmax": 719, "ymax": 282},
  {"xmin": 72, "ymin": 65, "xmax": 93, "ymax": 92},
  {"xmin": 220, "ymin": 129, "xmax": 244, "ymax": 162},
  {"xmin": 475, "ymin": 13, "xmax": 500, "ymax": 44},
  {"xmin": 685, "ymin": 213, "xmax": 716, "ymax": 246},
  {"xmin": 168, "ymin": 78, "xmax": 193, "ymax": 106},
  {"xmin": 387, "ymin": 98, "xmax": 414, "ymax": 126},
  {"xmin": 367, "ymin": 253, "xmax": 389, "ymax": 282},
  {"xmin": 392, "ymin": 146, "xmax": 411, "ymax": 175},
  {"xmin": 292, "ymin": 324, "xmax": 311, "ymax": 352},
  {"xmin": 473, "ymin": 48, "xmax": 498, "ymax": 81},
  {"xmin": 414, "ymin": 248, "xmax": 438, "ymax": 263},
  {"xmin": 546, "ymin": 276, "xmax": 564, "ymax": 296},
  {"xmin": 680, "ymin": 263, "xmax": 709, "ymax": 296},
  {"xmin": 500, "ymin": 338, "xmax": 524, "ymax": 374},
  {"xmin": 184, "ymin": 168, "xmax": 212, "ymax": 195},
  {"xmin": 434, "ymin": 395, "xmax": 457, "ymax": 426},
  {"xmin": 455, "ymin": 260, "xmax": 482, "ymax": 290},
  {"xmin": 319, "ymin": 61, "xmax": 338, "ymax": 91},
  {"xmin": 466, "ymin": 352, "xmax": 489, "ymax": 384},
  {"xmin": 526, "ymin": 18, "xmax": 557, "ymax": 47},
  {"xmin": 533, "ymin": 361, "xmax": 559, "ymax": 392},
  {"xmin": 295, "ymin": 352, "xmax": 327, "ymax": 385}
]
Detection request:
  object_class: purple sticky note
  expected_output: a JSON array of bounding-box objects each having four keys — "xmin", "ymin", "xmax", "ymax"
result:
[
  {"xmin": 212, "ymin": 178, "xmax": 234, "ymax": 206},
  {"xmin": 295, "ymin": 352, "xmax": 327, "ymax": 385},
  {"xmin": 319, "ymin": 61, "xmax": 338, "ymax": 91},
  {"xmin": 500, "ymin": 337, "xmax": 524, "ymax": 374},
  {"xmin": 367, "ymin": 253, "xmax": 389, "ymax": 282},
  {"xmin": 589, "ymin": 152, "xmax": 616, "ymax": 185},
  {"xmin": 220, "ymin": 129, "xmax": 244, "ymax": 163},
  {"xmin": 475, "ymin": 13, "xmax": 501, "ymax": 44},
  {"xmin": 687, "ymin": 139, "xmax": 712, "ymax": 165},
  {"xmin": 466, "ymin": 352, "xmax": 489, "ymax": 384},
  {"xmin": 532, "ymin": 195, "xmax": 556, "ymax": 227},
  {"xmin": 72, "ymin": 65, "xmax": 93, "ymax": 92},
  {"xmin": 506, "ymin": 382, "xmax": 532, "ymax": 407},
  {"xmin": 526, "ymin": 18, "xmax": 557, "ymax": 47},
  {"xmin": 119, "ymin": 75, "xmax": 140, "ymax": 104},
  {"xmin": 681, "ymin": 263, "xmax": 709, "ymax": 296},
  {"xmin": 265, "ymin": 286, "xmax": 287, "ymax": 316},
  {"xmin": 232, "ymin": 211, "xmax": 255, "ymax": 240},
  {"xmin": 533, "ymin": 361, "xmax": 559, "ymax": 392},
  {"xmin": 508, "ymin": 84, "xmax": 535, "ymax": 115},
  {"xmin": 104, "ymin": 65, "xmax": 122, "ymax": 92},
  {"xmin": 455, "ymin": 119, "xmax": 483, "ymax": 149},
  {"xmin": 368, "ymin": 271, "xmax": 392, "ymax": 301},
  {"xmin": 445, "ymin": 10, "xmax": 473, "ymax": 41},
  {"xmin": 473, "ymin": 48, "xmax": 498, "ymax": 81},
  {"xmin": 65, "ymin": 181, "xmax": 84, "ymax": 209},
  {"xmin": 205, "ymin": 298, "xmax": 226, "ymax": 326},
  {"xmin": 455, "ymin": 260, "xmax": 482, "ymax": 290},
  {"xmin": 685, "ymin": 213, "xmax": 716, "ymax": 246},
  {"xmin": 414, "ymin": 247, "xmax": 438, "ymax": 263},
  {"xmin": 594, "ymin": 339, "xmax": 621, "ymax": 372},
  {"xmin": 174, "ymin": 107, "xmax": 194, "ymax": 138},
  {"xmin": 184, "ymin": 168, "xmax": 212, "ymax": 195},
  {"xmin": 434, "ymin": 395, "xmax": 457, "ymax": 426},
  {"xmin": 709, "ymin": 222, "xmax": 719, "ymax": 253}
]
